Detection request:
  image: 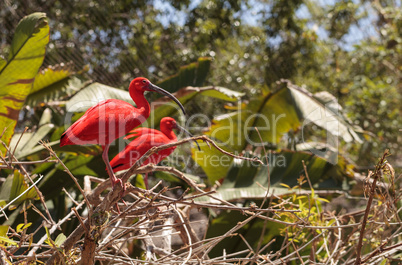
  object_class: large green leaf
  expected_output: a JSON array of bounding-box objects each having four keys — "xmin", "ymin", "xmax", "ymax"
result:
[
  {"xmin": 0, "ymin": 13, "xmax": 49, "ymax": 154},
  {"xmin": 193, "ymin": 80, "xmax": 362, "ymax": 182},
  {"xmin": 9, "ymin": 124, "xmax": 55, "ymax": 159},
  {"xmin": 26, "ymin": 64, "xmax": 88, "ymax": 107},
  {"xmin": 192, "ymin": 142, "xmax": 235, "ymax": 183},
  {"xmin": 156, "ymin": 57, "xmax": 212, "ymax": 93},
  {"xmin": 65, "ymin": 82, "xmax": 135, "ymax": 113},
  {"xmin": 8, "ymin": 108, "xmax": 53, "ymax": 159},
  {"xmin": 283, "ymin": 82, "xmax": 363, "ymax": 143},
  {"xmin": 195, "ymin": 150, "xmax": 352, "ymax": 202},
  {"xmin": 31, "ymin": 63, "xmax": 74, "ymax": 94},
  {"xmin": 205, "ymin": 210, "xmax": 284, "ymax": 258},
  {"xmin": 8, "ymin": 107, "xmax": 101, "ymax": 159},
  {"xmin": 9, "ymin": 138, "xmax": 102, "ymax": 160},
  {"xmin": 208, "ymin": 81, "xmax": 362, "ymax": 150},
  {"xmin": 37, "ymin": 154, "xmax": 99, "ymax": 199},
  {"xmin": 0, "ymin": 170, "xmax": 40, "ymax": 209},
  {"xmin": 65, "ymin": 57, "xmax": 214, "ymax": 113},
  {"xmin": 65, "ymin": 83, "xmax": 244, "ymax": 128},
  {"xmin": 148, "ymin": 86, "xmax": 245, "ymax": 128},
  {"xmin": 0, "ymin": 225, "xmax": 17, "ymax": 246}
]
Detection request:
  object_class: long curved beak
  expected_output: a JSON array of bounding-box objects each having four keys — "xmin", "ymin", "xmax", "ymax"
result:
[
  {"xmin": 176, "ymin": 124, "xmax": 201, "ymax": 151},
  {"xmin": 149, "ymin": 83, "xmax": 186, "ymax": 115}
]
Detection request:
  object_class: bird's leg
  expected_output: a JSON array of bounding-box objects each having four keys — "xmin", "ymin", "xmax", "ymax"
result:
[
  {"xmin": 102, "ymin": 144, "xmax": 125, "ymax": 192},
  {"xmin": 144, "ymin": 172, "xmax": 149, "ymax": 190},
  {"xmin": 102, "ymin": 144, "xmax": 126, "ymax": 213}
]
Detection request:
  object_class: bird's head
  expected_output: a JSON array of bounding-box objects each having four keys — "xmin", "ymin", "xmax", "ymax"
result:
[
  {"xmin": 161, "ymin": 117, "xmax": 177, "ymax": 131},
  {"xmin": 161, "ymin": 117, "xmax": 200, "ymax": 151},
  {"xmin": 129, "ymin": 77, "xmax": 186, "ymax": 115},
  {"xmin": 130, "ymin": 77, "xmax": 153, "ymax": 92}
]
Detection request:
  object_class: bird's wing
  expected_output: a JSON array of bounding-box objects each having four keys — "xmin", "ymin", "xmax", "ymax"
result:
[
  {"xmin": 110, "ymin": 133, "xmax": 176, "ymax": 172},
  {"xmin": 62, "ymin": 99, "xmax": 138, "ymax": 145},
  {"xmin": 124, "ymin": 127, "xmax": 164, "ymax": 140}
]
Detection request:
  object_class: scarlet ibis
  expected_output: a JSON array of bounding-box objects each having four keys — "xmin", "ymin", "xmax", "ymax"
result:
[
  {"xmin": 60, "ymin": 77, "xmax": 185, "ymax": 189},
  {"xmin": 110, "ymin": 117, "xmax": 198, "ymax": 188}
]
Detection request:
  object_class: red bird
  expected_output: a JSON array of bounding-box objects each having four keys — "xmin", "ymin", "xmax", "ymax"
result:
[
  {"xmin": 110, "ymin": 117, "xmax": 197, "ymax": 188},
  {"xmin": 60, "ymin": 77, "xmax": 185, "ymax": 189}
]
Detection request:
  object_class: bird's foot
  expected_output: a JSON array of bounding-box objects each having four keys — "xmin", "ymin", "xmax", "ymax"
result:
[
  {"xmin": 111, "ymin": 178, "xmax": 126, "ymax": 197},
  {"xmin": 115, "ymin": 203, "xmax": 121, "ymax": 214},
  {"xmin": 144, "ymin": 173, "xmax": 149, "ymax": 190}
]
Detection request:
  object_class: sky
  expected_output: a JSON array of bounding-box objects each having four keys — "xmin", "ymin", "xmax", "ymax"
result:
[{"xmin": 154, "ymin": 0, "xmax": 381, "ymax": 51}]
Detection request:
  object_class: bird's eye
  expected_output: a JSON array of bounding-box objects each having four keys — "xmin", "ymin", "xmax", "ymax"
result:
[{"xmin": 142, "ymin": 80, "xmax": 147, "ymax": 84}]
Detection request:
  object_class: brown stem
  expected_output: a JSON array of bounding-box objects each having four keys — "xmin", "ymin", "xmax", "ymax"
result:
[
  {"xmin": 45, "ymin": 136, "xmax": 264, "ymax": 264},
  {"xmin": 354, "ymin": 150, "xmax": 390, "ymax": 265},
  {"xmin": 121, "ymin": 135, "xmax": 263, "ymax": 183},
  {"xmin": 80, "ymin": 233, "xmax": 96, "ymax": 265}
]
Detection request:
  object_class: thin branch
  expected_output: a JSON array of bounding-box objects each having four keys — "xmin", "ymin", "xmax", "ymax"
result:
[
  {"xmin": 0, "ymin": 174, "xmax": 44, "ymax": 220},
  {"xmin": 173, "ymin": 208, "xmax": 192, "ymax": 265},
  {"xmin": 1, "ymin": 141, "xmax": 54, "ymax": 224},
  {"xmin": 354, "ymin": 150, "xmax": 390, "ymax": 265},
  {"xmin": 11, "ymin": 127, "xmax": 28, "ymax": 161},
  {"xmin": 40, "ymin": 141, "xmax": 92, "ymax": 212},
  {"xmin": 121, "ymin": 135, "xmax": 263, "ymax": 183},
  {"xmin": 27, "ymin": 201, "xmax": 85, "ymax": 257}
]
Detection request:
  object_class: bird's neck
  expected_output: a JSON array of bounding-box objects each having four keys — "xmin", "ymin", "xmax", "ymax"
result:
[
  {"xmin": 161, "ymin": 127, "xmax": 177, "ymax": 141},
  {"xmin": 131, "ymin": 89, "xmax": 150, "ymax": 118}
]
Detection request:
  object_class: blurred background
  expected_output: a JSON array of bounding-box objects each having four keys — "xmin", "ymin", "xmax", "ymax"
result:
[
  {"xmin": 1, "ymin": 0, "xmax": 400, "ymax": 168},
  {"xmin": 1, "ymin": 1, "xmax": 401, "ymax": 262}
]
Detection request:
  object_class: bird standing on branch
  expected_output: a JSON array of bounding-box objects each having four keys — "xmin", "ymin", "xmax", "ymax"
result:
[
  {"xmin": 110, "ymin": 117, "xmax": 198, "ymax": 189},
  {"xmin": 60, "ymin": 77, "xmax": 186, "ymax": 191}
]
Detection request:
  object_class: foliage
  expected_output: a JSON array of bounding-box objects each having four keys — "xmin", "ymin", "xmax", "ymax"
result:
[
  {"xmin": 0, "ymin": 1, "xmax": 401, "ymax": 264},
  {"xmin": 0, "ymin": 12, "xmax": 49, "ymax": 154},
  {"xmin": 1, "ymin": 0, "xmax": 399, "ymax": 163},
  {"xmin": 193, "ymin": 80, "xmax": 361, "ymax": 183}
]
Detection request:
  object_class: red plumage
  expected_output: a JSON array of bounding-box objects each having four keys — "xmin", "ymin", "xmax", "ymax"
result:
[
  {"xmin": 110, "ymin": 117, "xmax": 178, "ymax": 173},
  {"xmin": 60, "ymin": 77, "xmax": 185, "ymax": 189},
  {"xmin": 60, "ymin": 99, "xmax": 147, "ymax": 146}
]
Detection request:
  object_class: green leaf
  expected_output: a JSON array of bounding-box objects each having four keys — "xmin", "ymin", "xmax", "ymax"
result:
[
  {"xmin": 284, "ymin": 82, "xmax": 363, "ymax": 143},
  {"xmin": 195, "ymin": 150, "xmax": 351, "ymax": 202},
  {"xmin": 9, "ymin": 107, "xmax": 55, "ymax": 159},
  {"xmin": 31, "ymin": 63, "xmax": 74, "ymax": 94},
  {"xmin": 43, "ymin": 223, "xmax": 67, "ymax": 249},
  {"xmin": 0, "ymin": 13, "xmax": 49, "ymax": 154},
  {"xmin": 0, "ymin": 236, "xmax": 18, "ymax": 246},
  {"xmin": 8, "ymin": 170, "xmax": 39, "ymax": 208},
  {"xmin": 0, "ymin": 225, "xmax": 8, "ymax": 237},
  {"xmin": 65, "ymin": 81, "xmax": 243, "ymax": 133},
  {"xmin": 9, "ymin": 123, "xmax": 55, "ymax": 159},
  {"xmin": 0, "ymin": 177, "xmax": 13, "ymax": 203},
  {"xmin": 192, "ymin": 142, "xmax": 235, "ymax": 183},
  {"xmin": 16, "ymin": 222, "xmax": 32, "ymax": 233},
  {"xmin": 208, "ymin": 81, "xmax": 362, "ymax": 150},
  {"xmin": 193, "ymin": 81, "xmax": 362, "ymax": 181},
  {"xmin": 54, "ymin": 233, "xmax": 66, "ymax": 247},
  {"xmin": 379, "ymin": 259, "xmax": 388, "ymax": 265},
  {"xmin": 10, "ymin": 137, "xmax": 101, "ymax": 160},
  {"xmin": 199, "ymin": 86, "xmax": 245, "ymax": 101},
  {"xmin": 156, "ymin": 57, "xmax": 212, "ymax": 93},
  {"xmin": 0, "ymin": 225, "xmax": 17, "ymax": 246},
  {"xmin": 44, "ymin": 226, "xmax": 55, "ymax": 247},
  {"xmin": 149, "ymin": 86, "xmax": 244, "ymax": 129},
  {"xmin": 65, "ymin": 82, "xmax": 135, "ymax": 113},
  {"xmin": 26, "ymin": 64, "xmax": 88, "ymax": 107}
]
